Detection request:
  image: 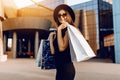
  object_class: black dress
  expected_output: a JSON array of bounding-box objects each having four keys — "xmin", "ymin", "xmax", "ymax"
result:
[{"xmin": 53, "ymin": 28, "xmax": 75, "ymax": 80}]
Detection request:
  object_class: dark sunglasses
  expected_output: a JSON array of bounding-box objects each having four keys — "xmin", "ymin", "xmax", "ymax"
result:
[{"xmin": 57, "ymin": 13, "xmax": 67, "ymax": 18}]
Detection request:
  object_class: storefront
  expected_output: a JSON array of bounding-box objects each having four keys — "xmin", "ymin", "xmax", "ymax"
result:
[{"xmin": 2, "ymin": 17, "xmax": 51, "ymax": 58}]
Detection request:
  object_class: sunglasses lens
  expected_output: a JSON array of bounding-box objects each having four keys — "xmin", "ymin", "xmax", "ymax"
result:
[
  {"xmin": 58, "ymin": 13, "xmax": 67, "ymax": 18},
  {"xmin": 58, "ymin": 14, "xmax": 61, "ymax": 18},
  {"xmin": 62, "ymin": 13, "xmax": 67, "ymax": 17}
]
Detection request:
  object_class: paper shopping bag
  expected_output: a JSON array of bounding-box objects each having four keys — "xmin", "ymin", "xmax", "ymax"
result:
[
  {"xmin": 36, "ymin": 39, "xmax": 44, "ymax": 67},
  {"xmin": 41, "ymin": 40, "xmax": 56, "ymax": 69},
  {"xmin": 67, "ymin": 24, "xmax": 96, "ymax": 62}
]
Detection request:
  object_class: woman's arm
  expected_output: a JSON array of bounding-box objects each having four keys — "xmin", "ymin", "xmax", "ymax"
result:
[
  {"xmin": 48, "ymin": 32, "xmax": 56, "ymax": 54},
  {"xmin": 57, "ymin": 24, "xmax": 69, "ymax": 52}
]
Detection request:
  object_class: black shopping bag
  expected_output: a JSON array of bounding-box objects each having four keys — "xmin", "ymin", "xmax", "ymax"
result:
[{"xmin": 36, "ymin": 39, "xmax": 56, "ymax": 69}]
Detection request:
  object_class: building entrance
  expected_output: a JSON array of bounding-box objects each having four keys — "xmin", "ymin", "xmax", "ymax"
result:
[{"xmin": 17, "ymin": 32, "xmax": 35, "ymax": 58}]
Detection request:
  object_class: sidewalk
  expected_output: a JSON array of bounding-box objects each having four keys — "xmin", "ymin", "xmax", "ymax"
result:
[{"xmin": 0, "ymin": 58, "xmax": 120, "ymax": 80}]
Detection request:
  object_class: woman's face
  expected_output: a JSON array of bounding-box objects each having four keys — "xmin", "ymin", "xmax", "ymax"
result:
[{"xmin": 57, "ymin": 9, "xmax": 73, "ymax": 24}]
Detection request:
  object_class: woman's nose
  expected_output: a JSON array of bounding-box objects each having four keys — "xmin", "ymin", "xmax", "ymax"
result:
[{"xmin": 60, "ymin": 16, "xmax": 66, "ymax": 21}]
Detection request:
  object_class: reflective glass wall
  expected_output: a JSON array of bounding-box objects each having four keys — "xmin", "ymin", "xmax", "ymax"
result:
[
  {"xmin": 98, "ymin": 0, "xmax": 114, "ymax": 62},
  {"xmin": 98, "ymin": 0, "xmax": 113, "ymax": 48}
]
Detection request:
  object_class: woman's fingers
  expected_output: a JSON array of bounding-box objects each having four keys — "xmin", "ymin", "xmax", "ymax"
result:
[{"xmin": 59, "ymin": 22, "xmax": 67, "ymax": 30}]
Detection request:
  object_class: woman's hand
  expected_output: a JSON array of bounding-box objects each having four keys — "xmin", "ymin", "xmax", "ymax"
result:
[{"xmin": 58, "ymin": 21, "xmax": 68, "ymax": 30}]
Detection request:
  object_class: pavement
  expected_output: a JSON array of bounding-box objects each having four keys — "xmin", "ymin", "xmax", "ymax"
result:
[{"xmin": 0, "ymin": 58, "xmax": 120, "ymax": 80}]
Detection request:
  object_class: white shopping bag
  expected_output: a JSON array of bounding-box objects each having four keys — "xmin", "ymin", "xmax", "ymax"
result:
[
  {"xmin": 35, "ymin": 39, "xmax": 44, "ymax": 67},
  {"xmin": 67, "ymin": 24, "xmax": 96, "ymax": 62}
]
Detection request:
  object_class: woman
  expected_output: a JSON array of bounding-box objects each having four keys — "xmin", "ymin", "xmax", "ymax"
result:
[{"xmin": 49, "ymin": 4, "xmax": 76, "ymax": 80}]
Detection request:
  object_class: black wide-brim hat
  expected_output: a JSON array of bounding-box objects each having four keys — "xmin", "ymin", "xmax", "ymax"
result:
[{"xmin": 53, "ymin": 4, "xmax": 75, "ymax": 26}]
